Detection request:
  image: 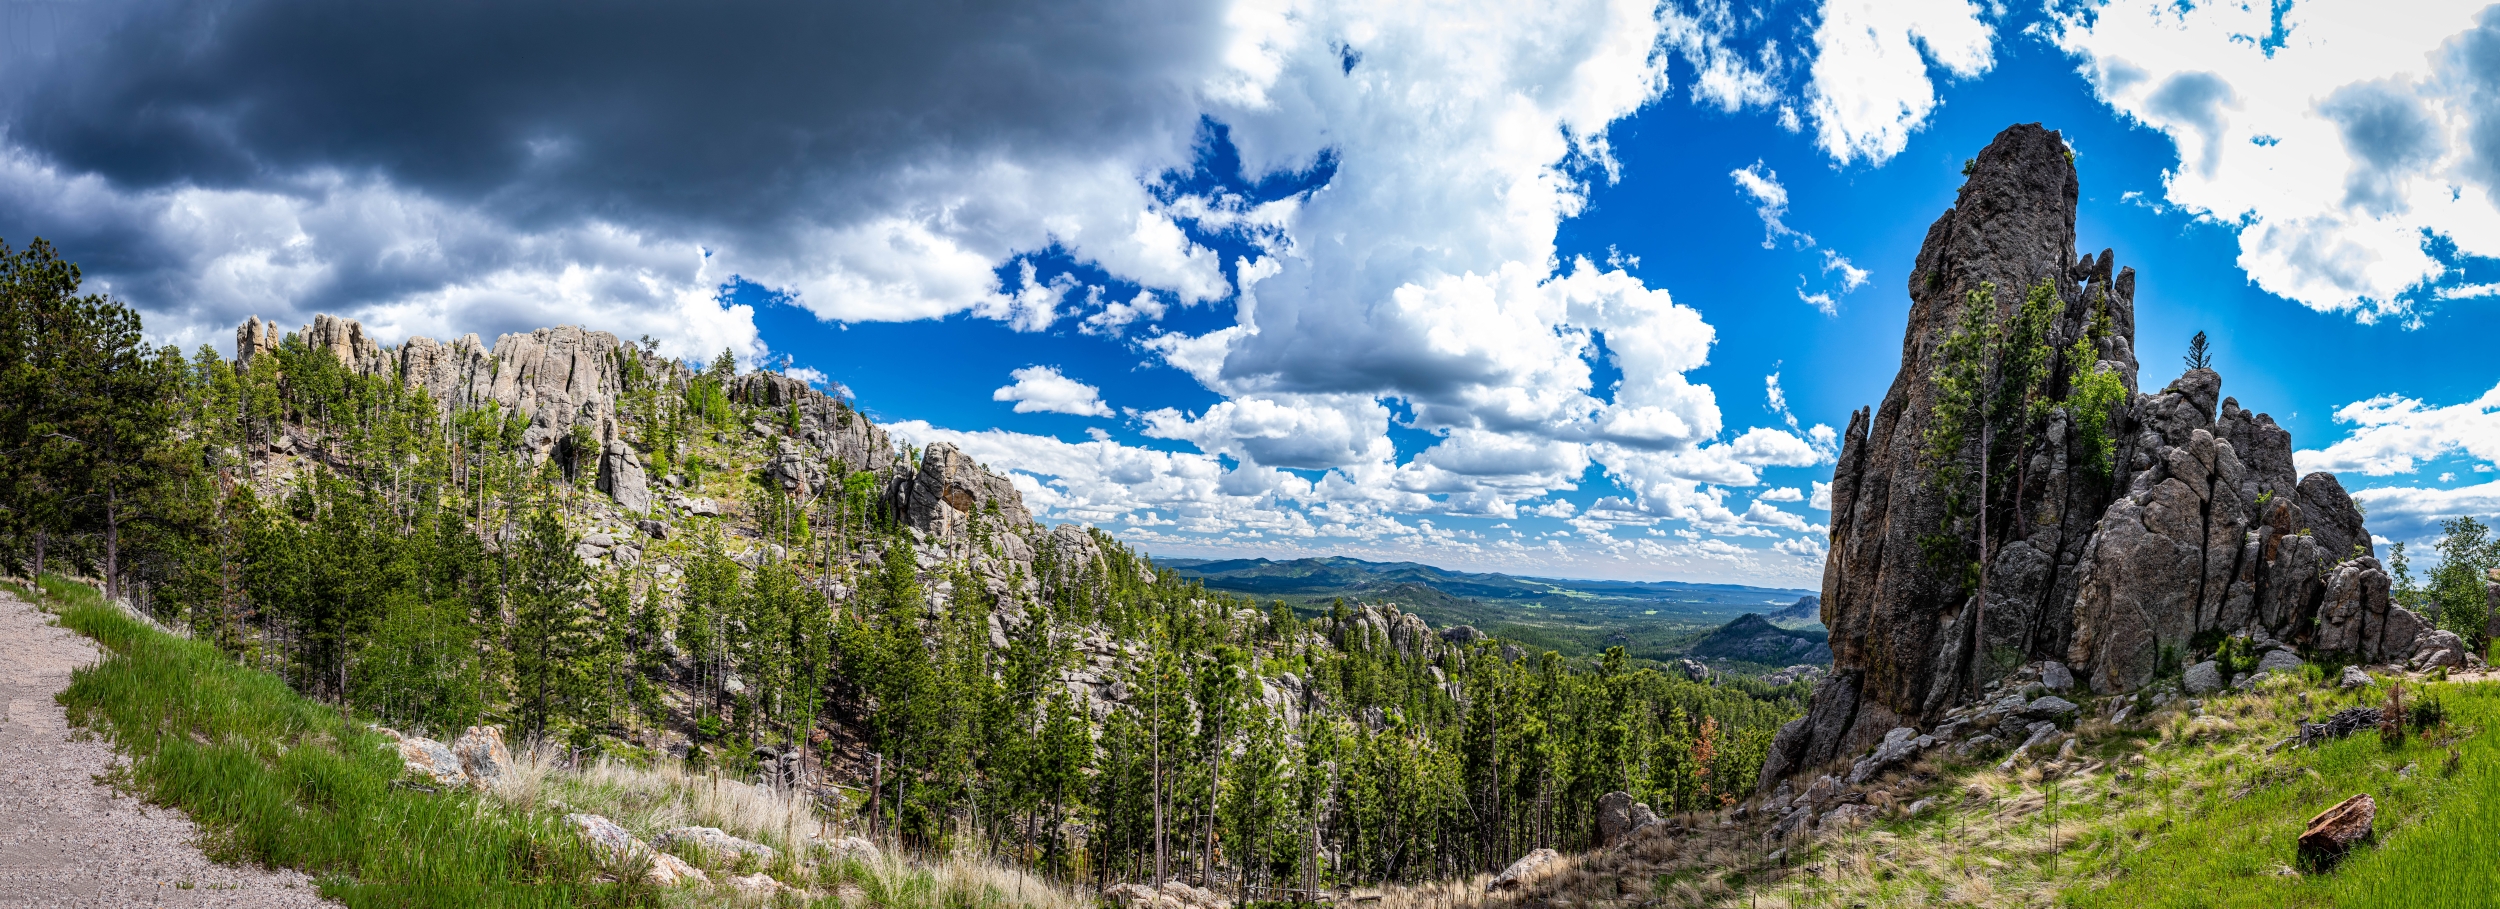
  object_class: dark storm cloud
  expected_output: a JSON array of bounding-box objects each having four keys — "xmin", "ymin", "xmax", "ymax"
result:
[{"xmin": 11, "ymin": 0, "xmax": 1227, "ymax": 239}]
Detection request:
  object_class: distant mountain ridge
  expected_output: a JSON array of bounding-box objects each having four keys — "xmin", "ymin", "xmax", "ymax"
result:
[
  {"xmin": 1766, "ymin": 595, "xmax": 1823, "ymax": 627},
  {"xmin": 1157, "ymin": 555, "xmax": 1815, "ymax": 664},
  {"xmin": 1157, "ymin": 555, "xmax": 1812, "ymax": 602}
]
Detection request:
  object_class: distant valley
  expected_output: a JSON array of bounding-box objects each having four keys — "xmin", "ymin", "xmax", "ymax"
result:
[{"xmin": 1156, "ymin": 555, "xmax": 1820, "ymax": 668}]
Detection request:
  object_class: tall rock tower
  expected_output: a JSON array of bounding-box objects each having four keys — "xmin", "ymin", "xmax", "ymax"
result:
[{"xmin": 1760, "ymin": 124, "xmax": 2426, "ymax": 787}]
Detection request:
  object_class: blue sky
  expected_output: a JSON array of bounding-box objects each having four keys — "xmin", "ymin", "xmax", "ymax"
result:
[{"xmin": 10, "ymin": 0, "xmax": 2500, "ymax": 585}]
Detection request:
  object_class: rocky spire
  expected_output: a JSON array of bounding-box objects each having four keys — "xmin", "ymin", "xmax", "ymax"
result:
[{"xmin": 1759, "ymin": 123, "xmax": 2421, "ymax": 789}]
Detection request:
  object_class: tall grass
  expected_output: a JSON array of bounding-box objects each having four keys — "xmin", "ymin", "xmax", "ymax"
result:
[
  {"xmin": 31, "ymin": 576, "xmax": 643, "ymax": 908},
  {"xmin": 25, "ymin": 574, "xmax": 1100, "ymax": 909}
]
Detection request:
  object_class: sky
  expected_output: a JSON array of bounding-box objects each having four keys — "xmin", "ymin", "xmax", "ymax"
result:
[{"xmin": 9, "ymin": 0, "xmax": 2500, "ymax": 587}]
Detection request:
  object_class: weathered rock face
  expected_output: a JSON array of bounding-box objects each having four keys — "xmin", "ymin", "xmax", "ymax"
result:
[
  {"xmin": 892, "ymin": 441, "xmax": 1032, "ymax": 538},
  {"xmin": 1765, "ymin": 123, "xmax": 2420, "ymax": 789},
  {"xmin": 597, "ymin": 440, "xmax": 651, "ymax": 513}
]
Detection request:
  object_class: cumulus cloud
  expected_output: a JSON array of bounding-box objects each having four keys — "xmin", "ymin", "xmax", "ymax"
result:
[
  {"xmin": 993, "ymin": 366, "xmax": 1116, "ymax": 417},
  {"xmin": 2301, "ymin": 379, "xmax": 2500, "ymax": 545},
  {"xmin": 2051, "ymin": 3, "xmax": 2500, "ymax": 321},
  {"xmin": 1804, "ymin": 0, "xmax": 1995, "ymax": 165},
  {"xmin": 2296, "ymin": 382, "xmax": 2500, "ymax": 477},
  {"xmin": 0, "ymin": 0, "xmax": 1879, "ymax": 585}
]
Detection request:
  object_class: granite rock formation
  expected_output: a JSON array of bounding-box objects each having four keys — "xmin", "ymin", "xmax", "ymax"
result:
[{"xmin": 1761, "ymin": 124, "xmax": 2423, "ymax": 789}]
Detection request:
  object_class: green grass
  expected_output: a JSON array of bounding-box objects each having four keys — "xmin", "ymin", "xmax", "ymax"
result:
[
  {"xmin": 24, "ymin": 576, "xmax": 650, "ymax": 908},
  {"xmin": 2062, "ymin": 679, "xmax": 2500, "ymax": 908},
  {"xmin": 1729, "ymin": 667, "xmax": 2500, "ymax": 908}
]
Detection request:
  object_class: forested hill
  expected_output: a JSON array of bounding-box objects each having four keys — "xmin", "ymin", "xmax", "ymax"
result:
[
  {"xmin": 1161, "ymin": 555, "xmax": 1813, "ymax": 664},
  {"xmin": 0, "ymin": 253, "xmax": 1810, "ymax": 897}
]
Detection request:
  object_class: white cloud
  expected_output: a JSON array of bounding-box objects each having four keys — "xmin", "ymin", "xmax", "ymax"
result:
[
  {"xmin": 1757, "ymin": 486, "xmax": 1805, "ymax": 503},
  {"xmin": 2294, "ymin": 382, "xmax": 2500, "ymax": 477},
  {"xmin": 1732, "ymin": 160, "xmax": 1804, "ymax": 248},
  {"xmin": 2051, "ymin": 3, "xmax": 2500, "ymax": 321},
  {"xmin": 993, "ymin": 365, "xmax": 1116, "ymax": 417},
  {"xmin": 1810, "ymin": 479, "xmax": 1833, "ymax": 510},
  {"xmin": 1804, "ymin": 0, "xmax": 1995, "ymax": 165}
]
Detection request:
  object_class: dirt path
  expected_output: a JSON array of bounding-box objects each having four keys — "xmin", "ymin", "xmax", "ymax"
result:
[{"xmin": 0, "ymin": 587, "xmax": 332, "ymax": 907}]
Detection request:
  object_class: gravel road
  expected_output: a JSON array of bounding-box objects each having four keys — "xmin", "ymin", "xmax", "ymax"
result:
[{"xmin": 0, "ymin": 587, "xmax": 332, "ymax": 907}]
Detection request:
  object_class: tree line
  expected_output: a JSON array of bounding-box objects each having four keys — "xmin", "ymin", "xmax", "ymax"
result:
[{"xmin": 0, "ymin": 236, "xmax": 1809, "ymax": 895}]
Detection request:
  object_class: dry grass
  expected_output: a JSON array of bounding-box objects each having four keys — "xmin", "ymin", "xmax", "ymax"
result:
[{"xmin": 491, "ymin": 740, "xmax": 1094, "ymax": 909}]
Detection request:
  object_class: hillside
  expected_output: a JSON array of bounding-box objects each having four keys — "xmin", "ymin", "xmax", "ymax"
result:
[
  {"xmin": 1685, "ymin": 614, "xmax": 1831, "ymax": 668},
  {"xmin": 0, "ymin": 275, "xmax": 1812, "ymax": 902},
  {"xmin": 1161, "ymin": 555, "xmax": 1813, "ymax": 664}
]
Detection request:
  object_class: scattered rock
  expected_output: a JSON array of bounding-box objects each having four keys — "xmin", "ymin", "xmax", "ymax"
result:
[
  {"xmin": 1847, "ymin": 727, "xmax": 1932, "ymax": 784},
  {"xmin": 449, "ymin": 725, "xmax": 512, "ymax": 791},
  {"xmin": 824, "ymin": 835, "xmax": 880, "ymax": 864},
  {"xmin": 2254, "ymin": 649, "xmax": 2304, "ymax": 677},
  {"xmin": 638, "ymin": 518, "xmax": 671, "ymax": 540},
  {"xmin": 656, "ymin": 826, "xmax": 776, "ymax": 863},
  {"xmin": 2184, "ymin": 660, "xmax": 2224, "ymax": 696},
  {"xmin": 597, "ymin": 441, "xmax": 650, "ymax": 513},
  {"xmin": 1595, "ymin": 791, "xmax": 1661, "ymax": 847},
  {"xmin": 726, "ymin": 872, "xmax": 788, "ymax": 895},
  {"xmin": 2039, "ymin": 661, "xmax": 2074, "ymax": 692},
  {"xmin": 684, "ymin": 498, "xmax": 722, "ymax": 517},
  {"xmin": 1905, "ymin": 797, "xmax": 1937, "ymax": 817},
  {"xmin": 2339, "ymin": 665, "xmax": 2373, "ymax": 689},
  {"xmin": 2408, "ymin": 629, "xmax": 2470, "ymax": 671},
  {"xmin": 1768, "ymin": 805, "xmax": 1814, "ymax": 840},
  {"xmin": 2298, "ymin": 794, "xmax": 2375, "ymax": 873},
  {"xmin": 1820, "ymin": 803, "xmax": 1879, "ymax": 828},
  {"xmin": 1485, "ymin": 848, "xmax": 1561, "ymax": 892},
  {"xmin": 389, "ymin": 734, "xmax": 469, "ymax": 787},
  {"xmin": 2024, "ymin": 695, "xmax": 2080, "ymax": 720},
  {"xmin": 565, "ymin": 813, "xmax": 636, "ymax": 858}
]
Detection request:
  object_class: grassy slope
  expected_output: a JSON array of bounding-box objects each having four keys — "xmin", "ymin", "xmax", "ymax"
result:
[
  {"xmin": 1743, "ymin": 668, "xmax": 2498, "ymax": 908},
  {"xmin": 24, "ymin": 574, "xmax": 1092, "ymax": 909},
  {"xmin": 1469, "ymin": 664, "xmax": 2500, "ymax": 909},
  {"xmin": 26, "ymin": 575, "xmax": 634, "ymax": 908}
]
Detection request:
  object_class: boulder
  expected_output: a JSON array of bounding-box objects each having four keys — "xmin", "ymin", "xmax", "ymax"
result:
[
  {"xmin": 1441, "ymin": 625, "xmax": 1485, "ymax": 645},
  {"xmin": 565, "ymin": 813, "xmax": 708, "ymax": 887},
  {"xmin": 655, "ymin": 826, "xmax": 775, "ymax": 863},
  {"xmin": 638, "ymin": 518, "xmax": 670, "ymax": 540},
  {"xmin": 2254, "ymin": 649, "xmax": 2304, "ymax": 677},
  {"xmin": 825, "ymin": 835, "xmax": 880, "ymax": 864},
  {"xmin": 2338, "ymin": 665, "xmax": 2373, "ymax": 689},
  {"xmin": 450, "ymin": 725, "xmax": 513, "ymax": 791},
  {"xmin": 2183, "ymin": 660, "xmax": 2224, "ymax": 696},
  {"xmin": 2038, "ymin": 661, "xmax": 2074, "ymax": 692},
  {"xmin": 2298, "ymin": 794, "xmax": 2375, "ymax": 872},
  {"xmin": 597, "ymin": 441, "xmax": 650, "ymax": 513},
  {"xmin": 1847, "ymin": 726, "xmax": 1931, "ymax": 784},
  {"xmin": 1594, "ymin": 791, "xmax": 1660, "ymax": 847},
  {"xmin": 1485, "ymin": 848, "xmax": 1561, "ymax": 893},
  {"xmin": 2024, "ymin": 695, "xmax": 2080, "ymax": 719},
  {"xmin": 2408, "ymin": 629, "xmax": 2470, "ymax": 671},
  {"xmin": 726, "ymin": 872, "xmax": 788, "ymax": 896},
  {"xmin": 566, "ymin": 813, "xmax": 637, "ymax": 858},
  {"xmin": 389, "ymin": 733, "xmax": 469, "ymax": 788}
]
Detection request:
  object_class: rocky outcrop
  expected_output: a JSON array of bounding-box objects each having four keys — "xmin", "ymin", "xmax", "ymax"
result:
[
  {"xmin": 597, "ymin": 440, "xmax": 651, "ymax": 513},
  {"xmin": 893, "ymin": 442, "xmax": 1033, "ymax": 538},
  {"xmin": 1765, "ymin": 123, "xmax": 2422, "ymax": 789}
]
